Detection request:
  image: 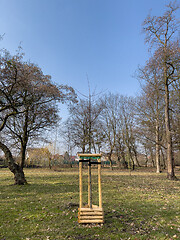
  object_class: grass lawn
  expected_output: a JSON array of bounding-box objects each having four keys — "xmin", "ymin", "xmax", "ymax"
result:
[{"xmin": 0, "ymin": 167, "xmax": 180, "ymax": 240}]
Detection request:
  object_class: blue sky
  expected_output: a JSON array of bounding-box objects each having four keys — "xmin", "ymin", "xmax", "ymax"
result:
[
  {"xmin": 0, "ymin": 0, "xmax": 179, "ymax": 152},
  {"xmin": 0, "ymin": 0, "xmax": 176, "ymax": 96}
]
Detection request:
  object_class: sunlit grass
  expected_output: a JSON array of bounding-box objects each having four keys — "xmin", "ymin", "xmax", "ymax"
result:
[{"xmin": 0, "ymin": 168, "xmax": 180, "ymax": 239}]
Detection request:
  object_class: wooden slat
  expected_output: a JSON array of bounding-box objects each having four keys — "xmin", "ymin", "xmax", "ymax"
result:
[
  {"xmin": 78, "ymin": 219, "xmax": 104, "ymax": 224},
  {"xmin": 88, "ymin": 164, "xmax": 92, "ymax": 208},
  {"xmin": 79, "ymin": 161, "xmax": 83, "ymax": 209},
  {"xmin": 79, "ymin": 208, "xmax": 103, "ymax": 211},
  {"xmin": 98, "ymin": 158, "xmax": 102, "ymax": 208},
  {"xmin": 79, "ymin": 212, "xmax": 104, "ymax": 216},
  {"xmin": 79, "ymin": 216, "xmax": 103, "ymax": 220},
  {"xmin": 79, "ymin": 212, "xmax": 103, "ymax": 216}
]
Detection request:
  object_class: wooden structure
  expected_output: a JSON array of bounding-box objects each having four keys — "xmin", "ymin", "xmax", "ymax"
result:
[{"xmin": 77, "ymin": 153, "xmax": 104, "ymax": 224}]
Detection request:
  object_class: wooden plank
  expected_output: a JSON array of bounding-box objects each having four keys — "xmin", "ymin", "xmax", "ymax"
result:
[
  {"xmin": 79, "ymin": 212, "xmax": 103, "ymax": 216},
  {"xmin": 88, "ymin": 164, "xmax": 92, "ymax": 208},
  {"xmin": 79, "ymin": 216, "xmax": 103, "ymax": 220},
  {"xmin": 79, "ymin": 212, "xmax": 103, "ymax": 215},
  {"xmin": 79, "ymin": 212, "xmax": 104, "ymax": 216},
  {"xmin": 79, "ymin": 211, "xmax": 103, "ymax": 215},
  {"xmin": 79, "ymin": 161, "xmax": 83, "ymax": 209},
  {"xmin": 79, "ymin": 208, "xmax": 103, "ymax": 211},
  {"xmin": 78, "ymin": 219, "xmax": 104, "ymax": 224},
  {"xmin": 98, "ymin": 158, "xmax": 102, "ymax": 208}
]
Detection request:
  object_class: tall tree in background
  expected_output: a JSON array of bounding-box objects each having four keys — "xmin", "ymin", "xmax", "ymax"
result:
[
  {"xmin": 66, "ymin": 88, "xmax": 103, "ymax": 153},
  {"xmin": 142, "ymin": 1, "xmax": 179, "ymax": 179},
  {"xmin": 120, "ymin": 96, "xmax": 140, "ymax": 169},
  {"xmin": 100, "ymin": 93, "xmax": 139, "ymax": 170},
  {"xmin": 170, "ymin": 76, "xmax": 180, "ymax": 152},
  {"xmin": 66, "ymin": 99, "xmax": 89, "ymax": 153},
  {"xmin": 62, "ymin": 119, "xmax": 74, "ymax": 158},
  {"xmin": 136, "ymin": 59, "xmax": 165, "ymax": 173},
  {"xmin": 100, "ymin": 93, "xmax": 120, "ymax": 170}
]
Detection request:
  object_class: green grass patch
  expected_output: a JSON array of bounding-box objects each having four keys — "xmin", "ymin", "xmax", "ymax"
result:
[{"xmin": 0, "ymin": 168, "xmax": 180, "ymax": 239}]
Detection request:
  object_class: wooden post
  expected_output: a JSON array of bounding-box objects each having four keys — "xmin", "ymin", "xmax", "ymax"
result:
[
  {"xmin": 79, "ymin": 161, "xmax": 83, "ymax": 209},
  {"xmin": 88, "ymin": 161, "xmax": 92, "ymax": 208},
  {"xmin": 98, "ymin": 158, "xmax": 102, "ymax": 208}
]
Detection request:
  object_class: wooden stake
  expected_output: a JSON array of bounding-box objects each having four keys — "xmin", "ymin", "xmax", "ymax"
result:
[
  {"xmin": 79, "ymin": 161, "xmax": 83, "ymax": 209},
  {"xmin": 98, "ymin": 158, "xmax": 102, "ymax": 208},
  {"xmin": 88, "ymin": 162, "xmax": 92, "ymax": 208}
]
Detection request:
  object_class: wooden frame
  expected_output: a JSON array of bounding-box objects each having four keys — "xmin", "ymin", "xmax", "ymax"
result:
[{"xmin": 77, "ymin": 153, "xmax": 104, "ymax": 224}]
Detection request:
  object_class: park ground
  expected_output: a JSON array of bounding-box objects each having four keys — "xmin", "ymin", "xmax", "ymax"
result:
[{"xmin": 0, "ymin": 167, "xmax": 180, "ymax": 240}]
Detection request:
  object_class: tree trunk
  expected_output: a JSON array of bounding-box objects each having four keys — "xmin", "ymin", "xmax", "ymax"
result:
[
  {"xmin": 131, "ymin": 157, "xmax": 135, "ymax": 170},
  {"xmin": 49, "ymin": 157, "xmax": 52, "ymax": 169},
  {"xmin": 164, "ymin": 77, "xmax": 176, "ymax": 180},
  {"xmin": 82, "ymin": 145, "xmax": 85, "ymax": 154},
  {"xmin": 108, "ymin": 151, "xmax": 113, "ymax": 171},
  {"xmin": 117, "ymin": 155, "xmax": 128, "ymax": 169},
  {"xmin": 20, "ymin": 144, "xmax": 27, "ymax": 169},
  {"xmin": 144, "ymin": 147, "xmax": 149, "ymax": 167},
  {"xmin": 161, "ymin": 148, "xmax": 166, "ymax": 169},
  {"xmin": 155, "ymin": 123, "xmax": 161, "ymax": 173},
  {"xmin": 145, "ymin": 155, "xmax": 148, "ymax": 167},
  {"xmin": 129, "ymin": 149, "xmax": 135, "ymax": 170},
  {"xmin": 92, "ymin": 140, "xmax": 96, "ymax": 153},
  {"xmin": 133, "ymin": 147, "xmax": 141, "ymax": 167},
  {"xmin": 121, "ymin": 150, "xmax": 128, "ymax": 169},
  {"xmin": 0, "ymin": 141, "xmax": 27, "ymax": 185},
  {"xmin": 150, "ymin": 148, "xmax": 155, "ymax": 167},
  {"xmin": 20, "ymin": 108, "xmax": 28, "ymax": 169},
  {"xmin": 117, "ymin": 156, "xmax": 121, "ymax": 169},
  {"xmin": 109, "ymin": 159, "xmax": 113, "ymax": 170}
]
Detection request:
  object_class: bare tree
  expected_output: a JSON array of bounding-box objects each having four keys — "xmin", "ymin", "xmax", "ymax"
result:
[
  {"xmin": 100, "ymin": 94, "xmax": 139, "ymax": 170},
  {"xmin": 0, "ymin": 49, "xmax": 76, "ymax": 184},
  {"xmin": 142, "ymin": 1, "xmax": 179, "ymax": 179},
  {"xmin": 66, "ymin": 87, "xmax": 103, "ymax": 153},
  {"xmin": 120, "ymin": 96, "xmax": 140, "ymax": 169},
  {"xmin": 4, "ymin": 70, "xmax": 75, "ymax": 169},
  {"xmin": 66, "ymin": 99, "xmax": 89, "ymax": 153},
  {"xmin": 136, "ymin": 62, "xmax": 165, "ymax": 173},
  {"xmin": 0, "ymin": 50, "xmax": 27, "ymax": 184},
  {"xmin": 100, "ymin": 93, "xmax": 120, "ymax": 170},
  {"xmin": 170, "ymin": 82, "xmax": 180, "ymax": 152},
  {"xmin": 62, "ymin": 120, "xmax": 74, "ymax": 157}
]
